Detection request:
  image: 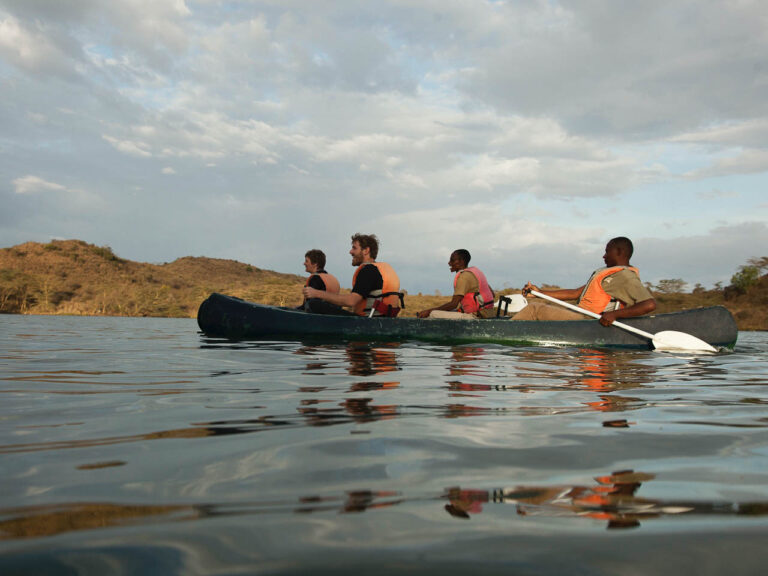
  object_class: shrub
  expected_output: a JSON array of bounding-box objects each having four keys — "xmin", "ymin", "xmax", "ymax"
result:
[
  {"xmin": 747, "ymin": 256, "xmax": 768, "ymax": 274},
  {"xmin": 730, "ymin": 265, "xmax": 759, "ymax": 294},
  {"xmin": 91, "ymin": 245, "xmax": 122, "ymax": 262},
  {"xmin": 654, "ymin": 278, "xmax": 687, "ymax": 294}
]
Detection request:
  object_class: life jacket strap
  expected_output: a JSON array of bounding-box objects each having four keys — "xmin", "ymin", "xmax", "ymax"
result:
[
  {"xmin": 473, "ymin": 292, "xmax": 494, "ymax": 309},
  {"xmin": 367, "ymin": 291, "xmax": 406, "ymax": 318}
]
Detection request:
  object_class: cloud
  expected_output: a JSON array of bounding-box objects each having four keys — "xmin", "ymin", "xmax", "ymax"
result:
[
  {"xmin": 684, "ymin": 149, "xmax": 768, "ymax": 179},
  {"xmin": 13, "ymin": 175, "xmax": 66, "ymax": 195},
  {"xmin": 1, "ymin": 0, "xmax": 767, "ymax": 293},
  {"xmin": 0, "ymin": 13, "xmax": 77, "ymax": 75},
  {"xmin": 11, "ymin": 174, "xmax": 102, "ymax": 208},
  {"xmin": 103, "ymin": 135, "xmax": 153, "ymax": 157},
  {"xmin": 639, "ymin": 222, "xmax": 768, "ymax": 287},
  {"xmin": 456, "ymin": 1, "xmax": 768, "ymax": 138},
  {"xmin": 673, "ymin": 118, "xmax": 768, "ymax": 149}
]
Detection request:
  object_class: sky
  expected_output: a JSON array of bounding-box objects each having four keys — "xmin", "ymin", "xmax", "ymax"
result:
[{"xmin": 2, "ymin": 0, "xmax": 767, "ymax": 294}]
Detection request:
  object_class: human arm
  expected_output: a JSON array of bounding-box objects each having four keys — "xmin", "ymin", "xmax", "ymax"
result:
[
  {"xmin": 302, "ymin": 265, "xmax": 380, "ymax": 311},
  {"xmin": 522, "ymin": 282, "xmax": 584, "ymax": 301},
  {"xmin": 303, "ymin": 285, "xmax": 363, "ymax": 309},
  {"xmin": 599, "ymin": 271, "xmax": 656, "ymax": 325},
  {"xmin": 599, "ymin": 298, "xmax": 656, "ymax": 326},
  {"xmin": 299, "ymin": 275, "xmax": 326, "ymax": 306},
  {"xmin": 417, "ymin": 295, "xmax": 463, "ymax": 318}
]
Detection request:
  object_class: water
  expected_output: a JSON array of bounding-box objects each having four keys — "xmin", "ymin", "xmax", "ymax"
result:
[{"xmin": 1, "ymin": 315, "xmax": 767, "ymax": 575}]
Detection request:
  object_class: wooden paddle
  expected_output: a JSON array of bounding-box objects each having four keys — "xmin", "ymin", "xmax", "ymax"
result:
[{"xmin": 529, "ymin": 290, "xmax": 718, "ymax": 353}]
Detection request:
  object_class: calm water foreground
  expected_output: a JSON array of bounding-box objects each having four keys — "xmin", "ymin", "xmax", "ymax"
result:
[{"xmin": 1, "ymin": 315, "xmax": 767, "ymax": 575}]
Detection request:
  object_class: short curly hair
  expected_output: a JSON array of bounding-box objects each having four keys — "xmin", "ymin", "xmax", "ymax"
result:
[
  {"xmin": 304, "ymin": 249, "xmax": 326, "ymax": 269},
  {"xmin": 351, "ymin": 233, "xmax": 379, "ymax": 260}
]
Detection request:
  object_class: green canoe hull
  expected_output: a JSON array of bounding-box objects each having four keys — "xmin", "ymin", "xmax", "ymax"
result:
[{"xmin": 197, "ymin": 293, "xmax": 738, "ymax": 349}]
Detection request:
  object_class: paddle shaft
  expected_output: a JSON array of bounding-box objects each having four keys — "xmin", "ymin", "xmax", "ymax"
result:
[{"xmin": 529, "ymin": 290, "xmax": 655, "ymax": 340}]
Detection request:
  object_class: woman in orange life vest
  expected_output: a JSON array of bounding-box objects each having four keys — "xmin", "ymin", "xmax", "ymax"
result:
[
  {"xmin": 515, "ymin": 237, "xmax": 656, "ymax": 325},
  {"xmin": 416, "ymin": 249, "xmax": 495, "ymax": 319},
  {"xmin": 300, "ymin": 249, "xmax": 341, "ymax": 313},
  {"xmin": 301, "ymin": 233, "xmax": 402, "ymax": 317}
]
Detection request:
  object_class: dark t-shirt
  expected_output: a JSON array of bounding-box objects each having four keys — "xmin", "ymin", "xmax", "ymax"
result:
[
  {"xmin": 352, "ymin": 264, "xmax": 383, "ymax": 299},
  {"xmin": 307, "ymin": 271, "xmax": 328, "ymax": 291}
]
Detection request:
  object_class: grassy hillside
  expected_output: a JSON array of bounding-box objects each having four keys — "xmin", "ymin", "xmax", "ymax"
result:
[
  {"xmin": 0, "ymin": 240, "xmax": 306, "ymax": 317},
  {"xmin": 1, "ymin": 239, "xmax": 766, "ymax": 329}
]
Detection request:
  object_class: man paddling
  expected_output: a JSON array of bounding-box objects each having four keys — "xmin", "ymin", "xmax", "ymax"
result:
[
  {"xmin": 514, "ymin": 237, "xmax": 656, "ymax": 325},
  {"xmin": 300, "ymin": 249, "xmax": 342, "ymax": 314},
  {"xmin": 417, "ymin": 249, "xmax": 495, "ymax": 319},
  {"xmin": 302, "ymin": 233, "xmax": 403, "ymax": 317}
]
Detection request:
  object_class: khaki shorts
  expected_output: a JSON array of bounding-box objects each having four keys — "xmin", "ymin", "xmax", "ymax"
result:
[
  {"xmin": 428, "ymin": 310, "xmax": 477, "ymax": 320},
  {"xmin": 510, "ymin": 301, "xmax": 585, "ymax": 321}
]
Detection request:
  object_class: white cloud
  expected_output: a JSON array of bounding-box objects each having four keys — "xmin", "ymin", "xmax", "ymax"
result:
[
  {"xmin": 10, "ymin": 174, "xmax": 103, "ymax": 209},
  {"xmin": 13, "ymin": 175, "xmax": 66, "ymax": 195},
  {"xmin": 684, "ymin": 149, "xmax": 768, "ymax": 179},
  {"xmin": 103, "ymin": 135, "xmax": 153, "ymax": 157},
  {"xmin": 0, "ymin": 14, "xmax": 73, "ymax": 74},
  {"xmin": 673, "ymin": 118, "xmax": 768, "ymax": 149},
  {"xmin": 107, "ymin": 0, "xmax": 192, "ymax": 66},
  {"xmin": 162, "ymin": 167, "xmax": 176, "ymax": 174}
]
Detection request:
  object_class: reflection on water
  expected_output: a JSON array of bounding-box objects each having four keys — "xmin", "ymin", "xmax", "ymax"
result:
[
  {"xmin": 0, "ymin": 502, "xmax": 197, "ymax": 540},
  {"xmin": 2, "ymin": 339, "xmax": 765, "ymax": 449},
  {"xmin": 444, "ymin": 469, "xmax": 768, "ymax": 529},
  {"xmin": 1, "ymin": 317, "xmax": 767, "ymax": 573},
  {"xmin": 4, "ymin": 469, "xmax": 768, "ymax": 540}
]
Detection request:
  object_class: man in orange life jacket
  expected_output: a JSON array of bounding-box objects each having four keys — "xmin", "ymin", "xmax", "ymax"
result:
[
  {"xmin": 514, "ymin": 237, "xmax": 656, "ymax": 325},
  {"xmin": 417, "ymin": 249, "xmax": 496, "ymax": 319},
  {"xmin": 300, "ymin": 249, "xmax": 342, "ymax": 313},
  {"xmin": 302, "ymin": 233, "xmax": 401, "ymax": 317}
]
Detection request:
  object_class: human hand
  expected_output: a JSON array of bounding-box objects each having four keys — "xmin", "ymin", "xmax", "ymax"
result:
[
  {"xmin": 416, "ymin": 310, "xmax": 431, "ymax": 319},
  {"xmin": 599, "ymin": 311, "xmax": 617, "ymax": 326},
  {"xmin": 521, "ymin": 282, "xmax": 538, "ymax": 297}
]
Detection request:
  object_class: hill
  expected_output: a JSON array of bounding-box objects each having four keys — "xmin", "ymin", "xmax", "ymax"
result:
[
  {"xmin": 1, "ymin": 240, "xmax": 766, "ymax": 329},
  {"xmin": 0, "ymin": 240, "xmax": 306, "ymax": 317}
]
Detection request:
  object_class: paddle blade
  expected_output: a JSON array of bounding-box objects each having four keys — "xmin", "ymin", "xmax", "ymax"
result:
[{"xmin": 651, "ymin": 331, "xmax": 718, "ymax": 353}]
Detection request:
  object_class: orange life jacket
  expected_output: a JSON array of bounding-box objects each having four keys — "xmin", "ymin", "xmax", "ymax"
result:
[
  {"xmin": 305, "ymin": 272, "xmax": 340, "ymax": 294},
  {"xmin": 351, "ymin": 262, "xmax": 401, "ymax": 316},
  {"xmin": 455, "ymin": 267, "xmax": 494, "ymax": 314},
  {"xmin": 577, "ymin": 266, "xmax": 640, "ymax": 314}
]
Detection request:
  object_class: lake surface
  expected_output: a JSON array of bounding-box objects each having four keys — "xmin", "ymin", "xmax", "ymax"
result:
[{"xmin": 1, "ymin": 314, "xmax": 767, "ymax": 575}]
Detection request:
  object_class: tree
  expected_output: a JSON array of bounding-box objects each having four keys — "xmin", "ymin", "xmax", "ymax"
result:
[
  {"xmin": 747, "ymin": 256, "xmax": 768, "ymax": 275},
  {"xmin": 654, "ymin": 278, "xmax": 687, "ymax": 294},
  {"xmin": 730, "ymin": 265, "xmax": 759, "ymax": 294}
]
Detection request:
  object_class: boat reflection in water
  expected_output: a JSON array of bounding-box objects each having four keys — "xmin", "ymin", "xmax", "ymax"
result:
[
  {"xmin": 445, "ymin": 469, "xmax": 658, "ymax": 528},
  {"xmin": 4, "ymin": 469, "xmax": 767, "ymax": 541},
  {"xmin": 293, "ymin": 469, "xmax": 768, "ymax": 529},
  {"xmin": 442, "ymin": 469, "xmax": 768, "ymax": 529},
  {"xmin": 296, "ymin": 342, "xmax": 401, "ymax": 427}
]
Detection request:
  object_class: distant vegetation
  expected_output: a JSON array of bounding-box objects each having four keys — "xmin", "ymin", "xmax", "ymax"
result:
[{"xmin": 1, "ymin": 240, "xmax": 766, "ymax": 330}]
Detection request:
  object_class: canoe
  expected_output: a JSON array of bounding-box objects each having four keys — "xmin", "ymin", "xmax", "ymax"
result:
[{"xmin": 197, "ymin": 293, "xmax": 738, "ymax": 349}]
